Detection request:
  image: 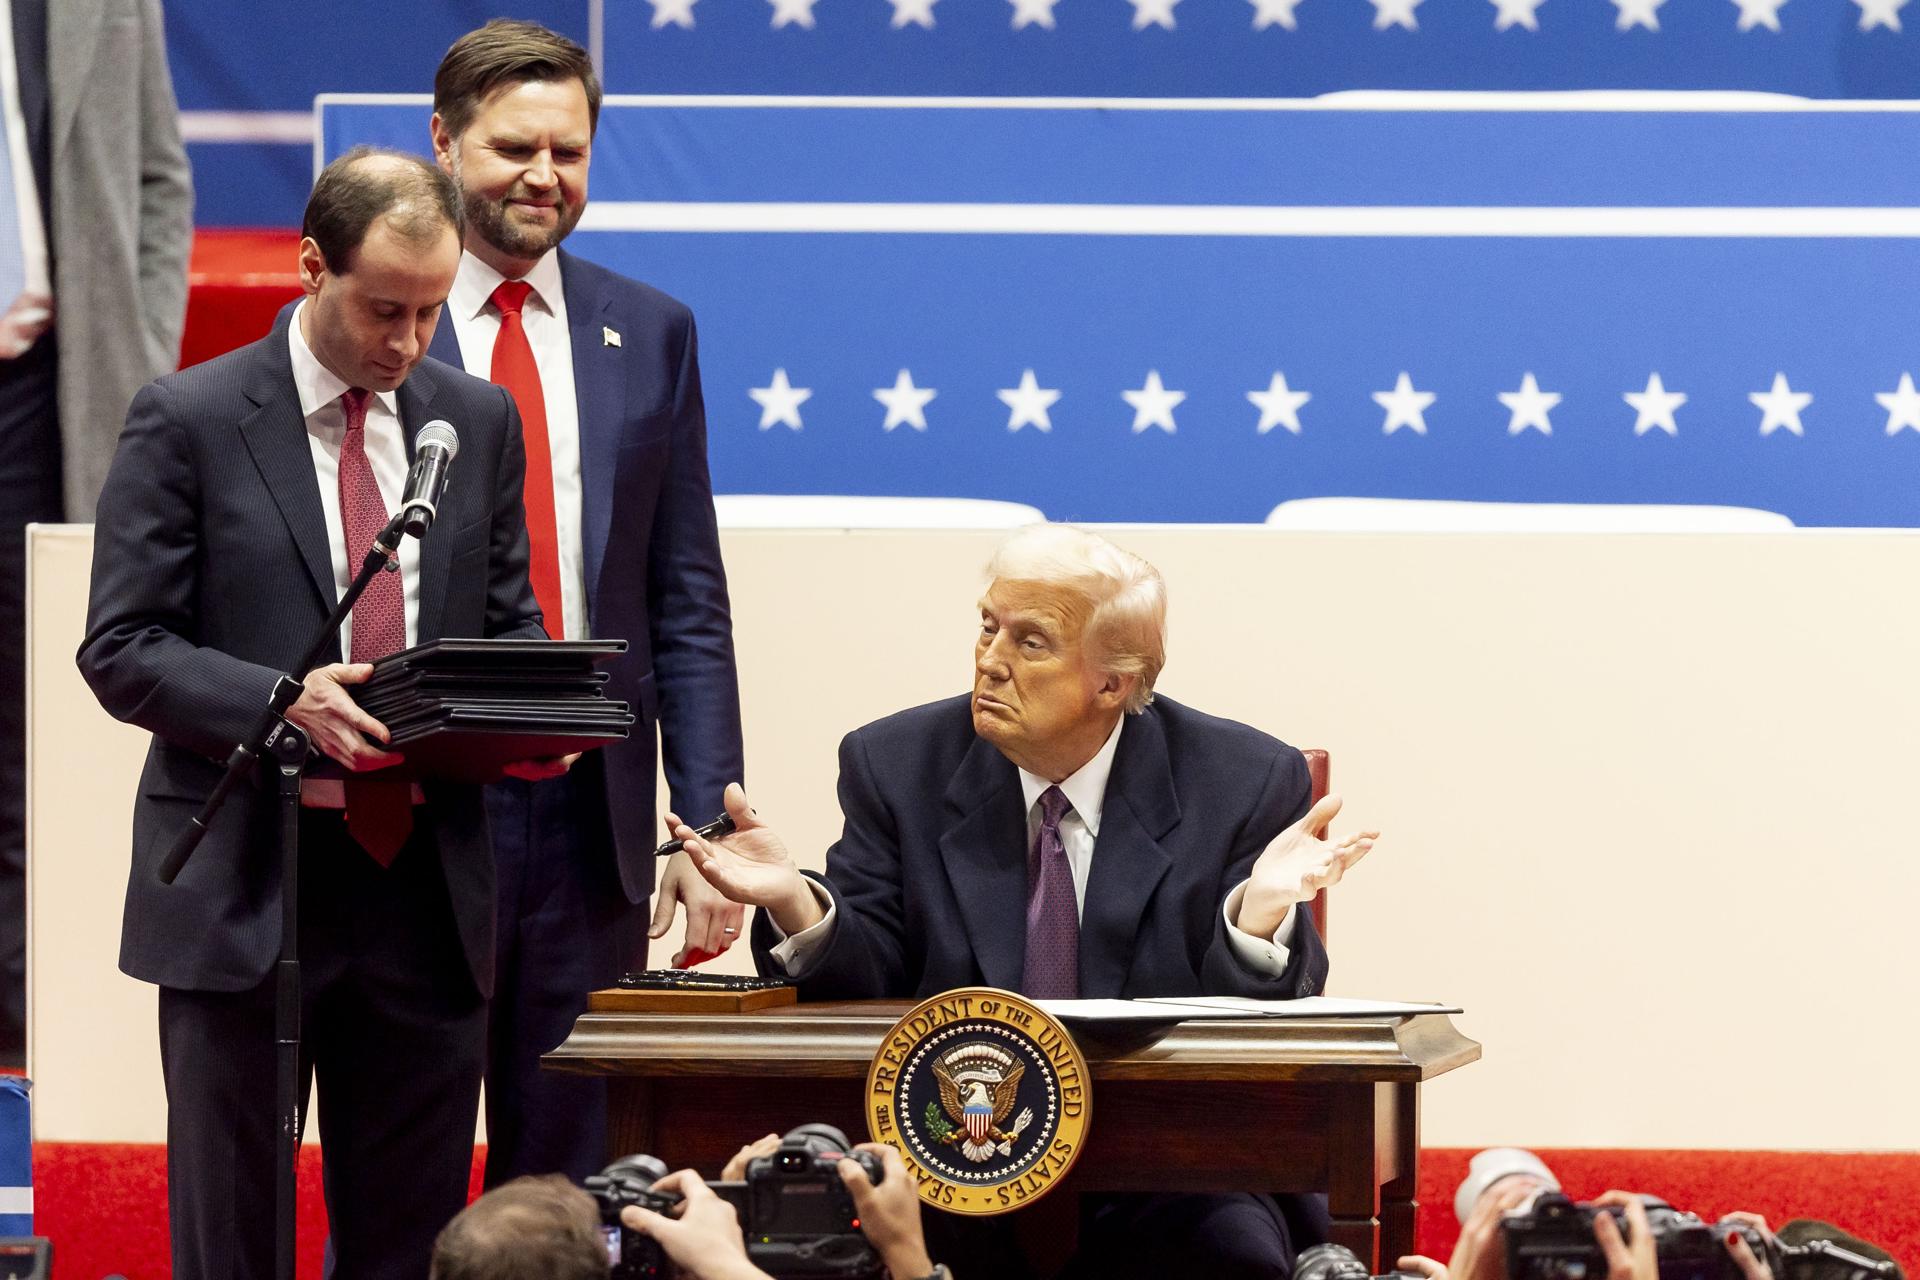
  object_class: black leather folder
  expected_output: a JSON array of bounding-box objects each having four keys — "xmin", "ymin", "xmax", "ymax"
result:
[{"xmin": 343, "ymin": 638, "xmax": 636, "ymax": 782}]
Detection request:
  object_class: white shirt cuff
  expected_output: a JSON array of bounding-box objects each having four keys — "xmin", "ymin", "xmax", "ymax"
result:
[
  {"xmin": 1221, "ymin": 880, "xmax": 1296, "ymax": 977},
  {"xmin": 766, "ymin": 880, "xmax": 838, "ymax": 974}
]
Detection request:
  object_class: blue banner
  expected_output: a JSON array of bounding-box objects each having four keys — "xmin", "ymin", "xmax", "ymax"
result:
[{"xmin": 320, "ymin": 97, "xmax": 1920, "ymax": 526}]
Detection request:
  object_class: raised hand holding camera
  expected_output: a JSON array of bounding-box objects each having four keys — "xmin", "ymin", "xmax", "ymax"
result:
[
  {"xmin": 837, "ymin": 1143, "xmax": 935, "ymax": 1280},
  {"xmin": 617, "ymin": 1169, "xmax": 769, "ymax": 1280}
]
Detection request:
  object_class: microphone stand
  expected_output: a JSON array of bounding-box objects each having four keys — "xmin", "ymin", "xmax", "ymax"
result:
[{"xmin": 160, "ymin": 508, "xmax": 414, "ymax": 1280}]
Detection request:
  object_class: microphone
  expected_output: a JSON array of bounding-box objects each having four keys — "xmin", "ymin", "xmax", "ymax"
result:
[{"xmin": 400, "ymin": 420, "xmax": 459, "ymax": 539}]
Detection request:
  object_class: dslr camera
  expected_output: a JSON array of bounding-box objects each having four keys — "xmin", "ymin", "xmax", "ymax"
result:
[
  {"xmin": 584, "ymin": 1153, "xmax": 678, "ymax": 1280},
  {"xmin": 1296, "ymin": 1242, "xmax": 1427, "ymax": 1280},
  {"xmin": 1502, "ymin": 1192, "xmax": 1897, "ymax": 1280},
  {"xmin": 711, "ymin": 1123, "xmax": 887, "ymax": 1279},
  {"xmin": 585, "ymin": 1123, "xmax": 888, "ymax": 1280}
]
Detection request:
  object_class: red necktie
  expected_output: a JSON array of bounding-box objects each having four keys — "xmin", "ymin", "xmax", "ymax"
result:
[
  {"xmin": 338, "ymin": 388, "xmax": 412, "ymax": 866},
  {"xmin": 488, "ymin": 280, "xmax": 565, "ymax": 639}
]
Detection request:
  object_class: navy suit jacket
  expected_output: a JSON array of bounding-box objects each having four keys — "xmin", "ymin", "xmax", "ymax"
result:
[
  {"xmin": 429, "ymin": 249, "xmax": 743, "ymax": 902},
  {"xmin": 78, "ymin": 307, "xmax": 545, "ymax": 994},
  {"xmin": 752, "ymin": 694, "xmax": 1330, "ymax": 1002}
]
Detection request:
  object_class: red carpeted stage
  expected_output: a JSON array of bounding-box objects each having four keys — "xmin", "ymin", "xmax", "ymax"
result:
[{"xmin": 29, "ymin": 1144, "xmax": 1918, "ymax": 1280}]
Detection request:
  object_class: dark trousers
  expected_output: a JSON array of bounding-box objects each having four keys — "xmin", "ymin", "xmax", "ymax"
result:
[
  {"xmin": 483, "ymin": 755, "xmax": 646, "ymax": 1185},
  {"xmin": 160, "ymin": 814, "xmax": 485, "ymax": 1280},
  {"xmin": 0, "ymin": 335, "xmax": 61, "ymax": 1064}
]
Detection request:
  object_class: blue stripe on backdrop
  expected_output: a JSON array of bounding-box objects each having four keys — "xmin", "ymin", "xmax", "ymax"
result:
[
  {"xmin": 602, "ymin": 0, "xmax": 1920, "ymax": 98},
  {"xmin": 323, "ymin": 98, "xmax": 1920, "ymax": 208},
  {"xmin": 164, "ymin": 1, "xmax": 590, "ymax": 113},
  {"xmin": 186, "ymin": 142, "xmax": 313, "ymax": 228},
  {"xmin": 318, "ymin": 98, "xmax": 1920, "ymax": 526}
]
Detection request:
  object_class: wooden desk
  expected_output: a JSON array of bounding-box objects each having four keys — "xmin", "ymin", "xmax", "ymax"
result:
[{"xmin": 550, "ymin": 1002, "xmax": 1478, "ymax": 1269}]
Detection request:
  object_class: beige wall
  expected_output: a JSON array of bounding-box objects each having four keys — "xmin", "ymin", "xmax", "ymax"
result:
[{"xmin": 30, "ymin": 525, "xmax": 1920, "ymax": 1148}]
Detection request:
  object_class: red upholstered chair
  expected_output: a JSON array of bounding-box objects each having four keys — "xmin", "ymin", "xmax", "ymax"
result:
[{"xmin": 1304, "ymin": 748, "xmax": 1330, "ymax": 945}]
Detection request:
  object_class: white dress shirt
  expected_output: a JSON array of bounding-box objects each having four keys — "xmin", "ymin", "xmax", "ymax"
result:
[
  {"xmin": 445, "ymin": 249, "xmax": 589, "ymax": 641},
  {"xmin": 288, "ymin": 300, "xmax": 420, "ymax": 658},
  {"xmin": 769, "ymin": 715, "xmax": 1300, "ymax": 978},
  {"xmin": 0, "ymin": 0, "xmax": 52, "ymax": 357}
]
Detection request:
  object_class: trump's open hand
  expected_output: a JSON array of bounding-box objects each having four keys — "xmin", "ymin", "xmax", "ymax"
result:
[
  {"xmin": 1236, "ymin": 794, "xmax": 1378, "ymax": 939},
  {"xmin": 669, "ymin": 783, "xmax": 825, "ymax": 937}
]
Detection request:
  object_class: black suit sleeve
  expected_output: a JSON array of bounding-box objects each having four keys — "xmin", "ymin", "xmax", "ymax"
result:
[
  {"xmin": 76, "ymin": 381, "xmax": 284, "ymax": 760},
  {"xmin": 1199, "ymin": 745, "xmax": 1330, "ymax": 999},
  {"xmin": 483, "ymin": 384, "xmax": 548, "ymax": 642},
  {"xmin": 751, "ymin": 728, "xmax": 908, "ymax": 998},
  {"xmin": 646, "ymin": 313, "xmax": 744, "ymax": 815}
]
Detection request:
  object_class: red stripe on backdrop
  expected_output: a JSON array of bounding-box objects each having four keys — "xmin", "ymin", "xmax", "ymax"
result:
[{"xmin": 31, "ymin": 1145, "xmax": 1919, "ymax": 1280}]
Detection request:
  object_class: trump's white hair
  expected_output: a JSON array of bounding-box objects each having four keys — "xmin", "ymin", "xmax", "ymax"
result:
[{"xmin": 985, "ymin": 524, "xmax": 1167, "ymax": 714}]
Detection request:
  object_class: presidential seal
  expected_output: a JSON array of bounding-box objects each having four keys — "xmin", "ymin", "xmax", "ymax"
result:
[{"xmin": 865, "ymin": 988, "xmax": 1092, "ymax": 1216}]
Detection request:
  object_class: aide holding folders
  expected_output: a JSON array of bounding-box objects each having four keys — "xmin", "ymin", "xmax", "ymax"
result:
[{"xmin": 80, "ymin": 150, "xmax": 558, "ymax": 1280}]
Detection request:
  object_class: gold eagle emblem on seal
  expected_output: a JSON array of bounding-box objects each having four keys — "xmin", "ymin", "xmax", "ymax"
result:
[{"xmin": 864, "ymin": 987, "xmax": 1092, "ymax": 1216}]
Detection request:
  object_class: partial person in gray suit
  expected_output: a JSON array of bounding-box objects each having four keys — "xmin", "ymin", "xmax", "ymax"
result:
[{"xmin": 0, "ymin": 0, "xmax": 192, "ymax": 1062}]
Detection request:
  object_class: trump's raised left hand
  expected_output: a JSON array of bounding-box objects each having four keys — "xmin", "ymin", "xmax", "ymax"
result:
[{"xmin": 1236, "ymin": 794, "xmax": 1378, "ymax": 939}]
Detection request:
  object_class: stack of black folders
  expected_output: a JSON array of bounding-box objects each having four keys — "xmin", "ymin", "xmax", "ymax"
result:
[{"xmin": 346, "ymin": 638, "xmax": 634, "ymax": 783}]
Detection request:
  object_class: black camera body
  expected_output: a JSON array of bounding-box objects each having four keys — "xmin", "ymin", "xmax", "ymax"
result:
[
  {"xmin": 583, "ymin": 1153, "xmax": 677, "ymax": 1280},
  {"xmin": 1296, "ymin": 1242, "xmax": 1426, "ymax": 1280},
  {"xmin": 711, "ymin": 1124, "xmax": 887, "ymax": 1279},
  {"xmin": 587, "ymin": 1125, "xmax": 887, "ymax": 1280},
  {"xmin": 1503, "ymin": 1193, "xmax": 1777, "ymax": 1280}
]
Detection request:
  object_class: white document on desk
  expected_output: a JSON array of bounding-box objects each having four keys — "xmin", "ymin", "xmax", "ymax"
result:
[
  {"xmin": 1037, "ymin": 996, "xmax": 1461, "ymax": 1023},
  {"xmin": 1140, "ymin": 996, "xmax": 1462, "ymax": 1018},
  {"xmin": 1037, "ymin": 998, "xmax": 1253, "ymax": 1022}
]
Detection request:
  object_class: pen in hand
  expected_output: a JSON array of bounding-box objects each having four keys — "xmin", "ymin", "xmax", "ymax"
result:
[{"xmin": 655, "ymin": 811, "xmax": 737, "ymax": 857}]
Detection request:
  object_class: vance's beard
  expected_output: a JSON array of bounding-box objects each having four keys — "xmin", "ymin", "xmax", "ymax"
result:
[{"xmin": 464, "ymin": 185, "xmax": 582, "ymax": 261}]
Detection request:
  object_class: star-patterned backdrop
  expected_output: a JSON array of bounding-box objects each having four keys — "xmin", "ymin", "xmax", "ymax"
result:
[
  {"xmin": 323, "ymin": 95, "xmax": 1920, "ymax": 525},
  {"xmin": 177, "ymin": 1, "xmax": 1920, "ymax": 221},
  {"xmin": 606, "ymin": 0, "xmax": 1920, "ymax": 96}
]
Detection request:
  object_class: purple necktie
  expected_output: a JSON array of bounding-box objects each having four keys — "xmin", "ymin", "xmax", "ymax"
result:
[
  {"xmin": 1022, "ymin": 786, "xmax": 1079, "ymax": 999},
  {"xmin": 337, "ymin": 388, "xmax": 411, "ymax": 866}
]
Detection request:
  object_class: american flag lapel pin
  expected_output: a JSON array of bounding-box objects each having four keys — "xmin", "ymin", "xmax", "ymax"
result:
[{"xmin": 603, "ymin": 326, "xmax": 622, "ymax": 348}]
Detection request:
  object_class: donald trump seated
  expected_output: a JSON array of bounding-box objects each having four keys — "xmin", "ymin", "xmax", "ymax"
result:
[{"xmin": 669, "ymin": 523, "xmax": 1379, "ymax": 1279}]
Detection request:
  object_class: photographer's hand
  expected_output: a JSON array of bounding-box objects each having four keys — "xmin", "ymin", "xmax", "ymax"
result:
[
  {"xmin": 1718, "ymin": 1213, "xmax": 1775, "ymax": 1280},
  {"xmin": 840, "ymin": 1144, "xmax": 936, "ymax": 1280},
  {"xmin": 1397, "ymin": 1257, "xmax": 1449, "ymax": 1280},
  {"xmin": 619, "ymin": 1170, "xmax": 771, "ymax": 1280},
  {"xmin": 1447, "ymin": 1177, "xmax": 1539, "ymax": 1280},
  {"xmin": 719, "ymin": 1134, "xmax": 780, "ymax": 1183},
  {"xmin": 1592, "ymin": 1193, "xmax": 1659, "ymax": 1280}
]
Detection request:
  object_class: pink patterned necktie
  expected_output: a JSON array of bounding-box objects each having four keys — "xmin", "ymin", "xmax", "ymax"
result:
[
  {"xmin": 1022, "ymin": 786, "xmax": 1079, "ymax": 998},
  {"xmin": 337, "ymin": 388, "xmax": 411, "ymax": 866}
]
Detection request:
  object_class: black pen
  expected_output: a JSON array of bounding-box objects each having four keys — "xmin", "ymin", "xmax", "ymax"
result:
[{"xmin": 655, "ymin": 812, "xmax": 736, "ymax": 857}]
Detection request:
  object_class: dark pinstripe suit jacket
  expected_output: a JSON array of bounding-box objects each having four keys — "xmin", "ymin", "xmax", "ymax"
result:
[{"xmin": 77, "ymin": 307, "xmax": 545, "ymax": 995}]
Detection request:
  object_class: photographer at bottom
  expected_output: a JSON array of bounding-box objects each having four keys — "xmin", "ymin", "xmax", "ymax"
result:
[
  {"xmin": 431, "ymin": 1176, "xmax": 610, "ymax": 1280},
  {"xmin": 620, "ymin": 1141, "xmax": 950, "ymax": 1280},
  {"xmin": 1390, "ymin": 1150, "xmax": 1900, "ymax": 1280}
]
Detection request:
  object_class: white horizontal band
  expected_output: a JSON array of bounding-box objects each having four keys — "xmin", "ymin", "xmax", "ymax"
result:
[
  {"xmin": 181, "ymin": 111, "xmax": 313, "ymax": 144},
  {"xmin": 580, "ymin": 202, "xmax": 1920, "ymax": 238},
  {"xmin": 314, "ymin": 90, "xmax": 1920, "ymax": 114}
]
